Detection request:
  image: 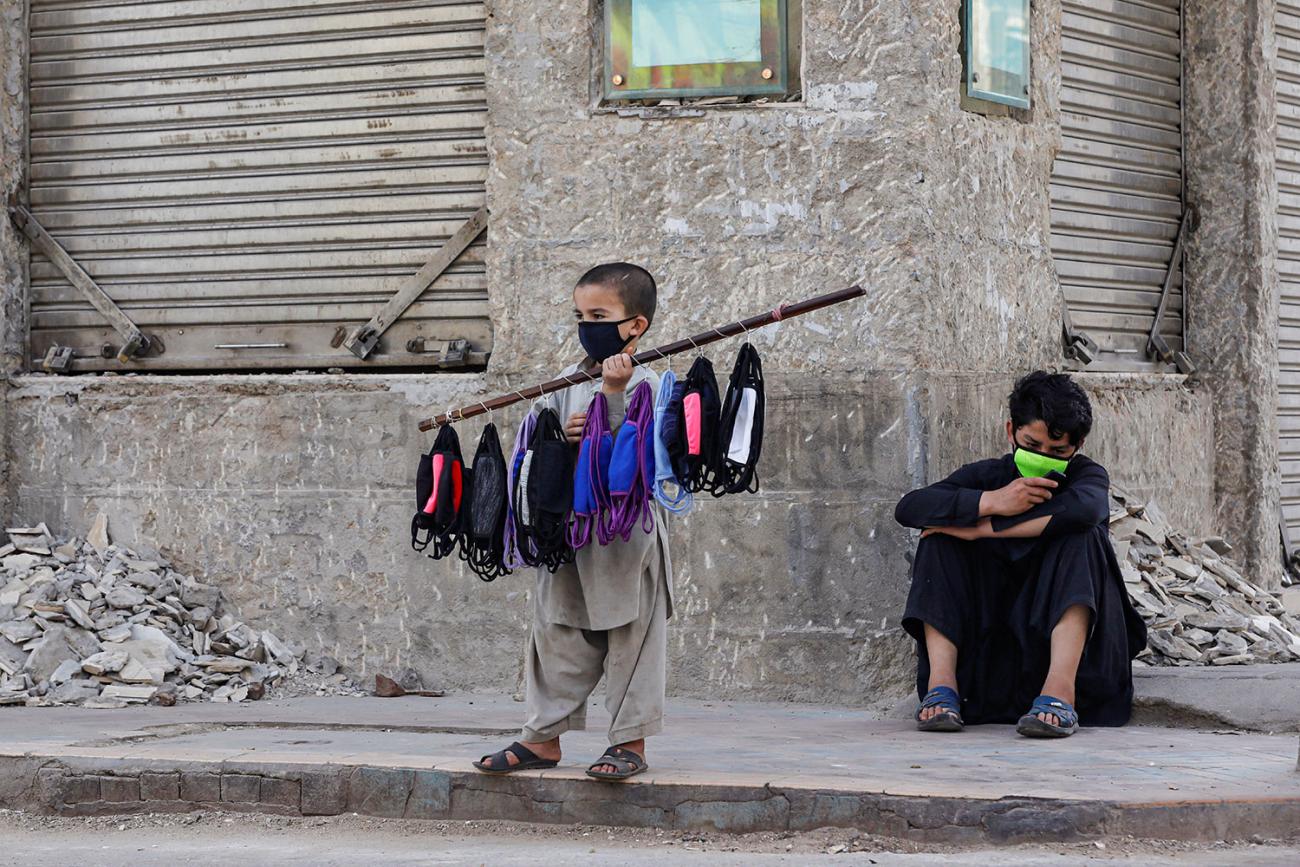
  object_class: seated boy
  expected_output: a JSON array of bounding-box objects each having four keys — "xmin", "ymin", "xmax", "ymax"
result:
[
  {"xmin": 474, "ymin": 262, "xmax": 671, "ymax": 780},
  {"xmin": 894, "ymin": 371, "xmax": 1147, "ymax": 737}
]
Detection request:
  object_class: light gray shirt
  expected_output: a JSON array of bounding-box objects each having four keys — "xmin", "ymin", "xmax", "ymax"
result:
[{"xmin": 532, "ymin": 362, "xmax": 674, "ymax": 630}]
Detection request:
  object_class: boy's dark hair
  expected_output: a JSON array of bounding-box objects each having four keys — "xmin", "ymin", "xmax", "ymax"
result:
[
  {"xmin": 1008, "ymin": 371, "xmax": 1093, "ymax": 445},
  {"xmin": 576, "ymin": 262, "xmax": 657, "ymax": 328}
]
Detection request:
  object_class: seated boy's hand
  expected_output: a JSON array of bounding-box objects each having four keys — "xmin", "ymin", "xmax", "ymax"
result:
[
  {"xmin": 600, "ymin": 353, "xmax": 634, "ymax": 396},
  {"xmin": 564, "ymin": 412, "xmax": 587, "ymax": 443},
  {"xmin": 980, "ymin": 477, "xmax": 1057, "ymax": 517}
]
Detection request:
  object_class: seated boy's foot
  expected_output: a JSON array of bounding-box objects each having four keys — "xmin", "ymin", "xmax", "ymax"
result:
[
  {"xmin": 472, "ymin": 738, "xmax": 561, "ymax": 773},
  {"xmin": 589, "ymin": 738, "xmax": 645, "ymax": 778},
  {"xmin": 916, "ymin": 686, "xmax": 963, "ymax": 732},
  {"xmin": 1016, "ymin": 695, "xmax": 1078, "ymax": 738}
]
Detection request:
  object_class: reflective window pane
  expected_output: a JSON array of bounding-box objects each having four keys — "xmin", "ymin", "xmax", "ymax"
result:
[
  {"xmin": 606, "ymin": 0, "xmax": 790, "ymax": 100},
  {"xmin": 966, "ymin": 0, "xmax": 1031, "ymax": 109}
]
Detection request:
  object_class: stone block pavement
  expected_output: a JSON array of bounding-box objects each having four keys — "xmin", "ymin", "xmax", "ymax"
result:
[{"xmin": 0, "ymin": 694, "xmax": 1296, "ymax": 845}]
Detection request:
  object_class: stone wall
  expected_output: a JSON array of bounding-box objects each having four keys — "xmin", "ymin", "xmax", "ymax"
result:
[{"xmin": 0, "ymin": 0, "xmax": 1274, "ymax": 703}]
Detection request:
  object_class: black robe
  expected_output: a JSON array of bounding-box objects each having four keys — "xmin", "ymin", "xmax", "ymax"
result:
[{"xmin": 895, "ymin": 453, "xmax": 1147, "ymax": 726}]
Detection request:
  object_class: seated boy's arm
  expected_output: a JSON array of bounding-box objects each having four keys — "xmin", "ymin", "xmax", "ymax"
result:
[
  {"xmin": 894, "ymin": 462, "xmax": 992, "ymax": 529},
  {"xmin": 988, "ymin": 462, "xmax": 1110, "ymax": 538}
]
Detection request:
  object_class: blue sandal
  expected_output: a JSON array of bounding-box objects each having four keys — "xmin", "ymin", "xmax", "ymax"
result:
[
  {"xmin": 916, "ymin": 685, "xmax": 964, "ymax": 732},
  {"xmin": 1017, "ymin": 694, "xmax": 1079, "ymax": 738}
]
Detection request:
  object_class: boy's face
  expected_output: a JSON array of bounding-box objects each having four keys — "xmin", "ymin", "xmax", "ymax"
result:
[
  {"xmin": 572, "ymin": 283, "xmax": 647, "ymax": 342},
  {"xmin": 1006, "ymin": 419, "xmax": 1080, "ymax": 458}
]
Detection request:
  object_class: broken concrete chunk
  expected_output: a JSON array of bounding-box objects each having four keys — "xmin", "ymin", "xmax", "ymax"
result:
[
  {"xmin": 179, "ymin": 581, "xmax": 222, "ymax": 610},
  {"xmin": 86, "ymin": 514, "xmax": 110, "ymax": 554},
  {"xmin": 63, "ymin": 599, "xmax": 96, "ymax": 631},
  {"xmin": 116, "ymin": 658, "xmax": 156, "ymax": 684},
  {"xmin": 100, "ymin": 684, "xmax": 156, "ymax": 703},
  {"xmin": 22, "ymin": 626, "xmax": 78, "ymax": 682},
  {"xmin": 50, "ymin": 658, "xmax": 82, "ymax": 685},
  {"xmin": 0, "ymin": 620, "xmax": 40, "ymax": 644},
  {"xmin": 105, "ymin": 586, "xmax": 146, "ymax": 610},
  {"xmin": 81, "ymin": 649, "xmax": 129, "ymax": 676}
]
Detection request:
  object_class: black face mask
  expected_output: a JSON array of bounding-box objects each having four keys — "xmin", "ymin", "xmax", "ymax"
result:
[{"xmin": 578, "ymin": 316, "xmax": 636, "ymax": 363}]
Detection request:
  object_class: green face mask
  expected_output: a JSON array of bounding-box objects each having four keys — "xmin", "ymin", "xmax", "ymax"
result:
[{"xmin": 1012, "ymin": 440, "xmax": 1072, "ymax": 478}]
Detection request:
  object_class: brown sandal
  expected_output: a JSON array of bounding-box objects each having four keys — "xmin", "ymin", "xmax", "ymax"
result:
[{"xmin": 585, "ymin": 746, "xmax": 648, "ymax": 781}]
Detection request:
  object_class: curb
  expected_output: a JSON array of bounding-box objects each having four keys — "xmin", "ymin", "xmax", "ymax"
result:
[{"xmin": 2, "ymin": 755, "xmax": 1297, "ymax": 844}]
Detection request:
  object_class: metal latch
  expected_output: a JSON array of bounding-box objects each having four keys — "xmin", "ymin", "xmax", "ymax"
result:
[
  {"xmin": 1060, "ymin": 298, "xmax": 1098, "ymax": 366},
  {"xmin": 41, "ymin": 346, "xmax": 74, "ymax": 373},
  {"xmin": 406, "ymin": 337, "xmax": 471, "ymax": 367}
]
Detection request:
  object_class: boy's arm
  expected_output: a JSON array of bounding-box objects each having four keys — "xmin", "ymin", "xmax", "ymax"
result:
[
  {"xmin": 893, "ymin": 463, "xmax": 991, "ymax": 529},
  {"xmin": 986, "ymin": 461, "xmax": 1110, "ymax": 538},
  {"xmin": 601, "ymin": 353, "xmax": 635, "ymax": 434}
]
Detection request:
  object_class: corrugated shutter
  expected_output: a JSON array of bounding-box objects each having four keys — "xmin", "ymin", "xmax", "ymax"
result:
[
  {"xmin": 25, "ymin": 0, "xmax": 490, "ymax": 371},
  {"xmin": 1277, "ymin": 1, "xmax": 1300, "ymax": 557},
  {"xmin": 1050, "ymin": 0, "xmax": 1184, "ymax": 370}
]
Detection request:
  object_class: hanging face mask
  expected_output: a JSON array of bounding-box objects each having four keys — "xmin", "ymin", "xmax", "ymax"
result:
[
  {"xmin": 1012, "ymin": 438, "xmax": 1073, "ymax": 479},
  {"xmin": 578, "ymin": 316, "xmax": 637, "ymax": 363}
]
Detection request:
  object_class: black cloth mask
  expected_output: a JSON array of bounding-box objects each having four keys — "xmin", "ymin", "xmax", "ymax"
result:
[{"xmin": 578, "ymin": 316, "xmax": 636, "ymax": 363}]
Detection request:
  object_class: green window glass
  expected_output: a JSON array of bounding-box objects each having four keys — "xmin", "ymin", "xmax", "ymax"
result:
[
  {"xmin": 605, "ymin": 0, "xmax": 790, "ymax": 100},
  {"xmin": 965, "ymin": 0, "xmax": 1031, "ymax": 109}
]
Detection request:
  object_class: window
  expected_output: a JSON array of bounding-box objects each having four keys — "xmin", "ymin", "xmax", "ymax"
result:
[
  {"xmin": 604, "ymin": 0, "xmax": 795, "ymax": 101},
  {"xmin": 964, "ymin": 0, "xmax": 1031, "ymax": 109}
]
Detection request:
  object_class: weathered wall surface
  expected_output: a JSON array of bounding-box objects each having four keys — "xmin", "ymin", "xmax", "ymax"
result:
[
  {"xmin": 0, "ymin": 0, "xmax": 1260, "ymax": 704},
  {"xmin": 1184, "ymin": 0, "xmax": 1284, "ymax": 588},
  {"xmin": 1, "ymin": 0, "xmax": 27, "ymax": 372}
]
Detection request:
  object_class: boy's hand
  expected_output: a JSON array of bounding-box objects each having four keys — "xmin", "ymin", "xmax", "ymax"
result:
[
  {"xmin": 564, "ymin": 412, "xmax": 587, "ymax": 443},
  {"xmin": 922, "ymin": 518, "xmax": 992, "ymax": 541},
  {"xmin": 600, "ymin": 352, "xmax": 634, "ymax": 396},
  {"xmin": 980, "ymin": 477, "xmax": 1057, "ymax": 517}
]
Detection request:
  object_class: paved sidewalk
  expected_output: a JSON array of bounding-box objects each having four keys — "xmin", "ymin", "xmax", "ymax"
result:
[{"xmin": 0, "ymin": 695, "xmax": 1297, "ymax": 844}]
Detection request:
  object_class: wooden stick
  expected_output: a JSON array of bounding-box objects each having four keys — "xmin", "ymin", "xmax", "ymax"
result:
[{"xmin": 417, "ymin": 284, "xmax": 865, "ymax": 431}]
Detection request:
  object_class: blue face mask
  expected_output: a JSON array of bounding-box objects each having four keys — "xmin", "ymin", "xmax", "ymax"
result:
[{"xmin": 578, "ymin": 316, "xmax": 636, "ymax": 363}]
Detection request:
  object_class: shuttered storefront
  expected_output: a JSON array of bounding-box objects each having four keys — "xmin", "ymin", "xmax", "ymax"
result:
[
  {"xmin": 25, "ymin": 0, "xmax": 490, "ymax": 371},
  {"xmin": 1050, "ymin": 0, "xmax": 1185, "ymax": 370},
  {"xmin": 1277, "ymin": 2, "xmax": 1300, "ymax": 560}
]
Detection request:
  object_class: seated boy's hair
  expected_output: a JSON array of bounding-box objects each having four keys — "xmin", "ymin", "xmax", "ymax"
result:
[
  {"xmin": 1008, "ymin": 371, "xmax": 1093, "ymax": 444},
  {"xmin": 576, "ymin": 262, "xmax": 657, "ymax": 328}
]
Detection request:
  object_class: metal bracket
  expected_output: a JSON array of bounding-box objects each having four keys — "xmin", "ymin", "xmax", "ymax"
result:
[
  {"xmin": 41, "ymin": 345, "xmax": 73, "ymax": 373},
  {"xmin": 1146, "ymin": 206, "xmax": 1198, "ymax": 375},
  {"xmin": 7, "ymin": 195, "xmax": 156, "ymax": 363},
  {"xmin": 404, "ymin": 337, "xmax": 483, "ymax": 368},
  {"xmin": 343, "ymin": 207, "xmax": 488, "ymax": 360},
  {"xmin": 1060, "ymin": 302, "xmax": 1098, "ymax": 366}
]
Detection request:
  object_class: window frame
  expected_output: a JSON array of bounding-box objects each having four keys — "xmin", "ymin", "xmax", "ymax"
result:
[{"xmin": 602, "ymin": 0, "xmax": 792, "ymax": 101}]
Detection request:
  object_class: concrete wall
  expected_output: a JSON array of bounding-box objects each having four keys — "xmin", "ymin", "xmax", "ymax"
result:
[{"xmin": 0, "ymin": 0, "xmax": 1274, "ymax": 703}]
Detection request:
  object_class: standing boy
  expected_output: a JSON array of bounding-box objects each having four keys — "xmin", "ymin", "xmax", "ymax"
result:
[
  {"xmin": 895, "ymin": 371, "xmax": 1147, "ymax": 737},
  {"xmin": 474, "ymin": 263, "xmax": 671, "ymax": 780}
]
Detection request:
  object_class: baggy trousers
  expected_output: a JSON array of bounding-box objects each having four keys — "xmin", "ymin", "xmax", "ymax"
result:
[
  {"xmin": 901, "ymin": 525, "xmax": 1136, "ymax": 726},
  {"xmin": 522, "ymin": 567, "xmax": 668, "ymax": 744}
]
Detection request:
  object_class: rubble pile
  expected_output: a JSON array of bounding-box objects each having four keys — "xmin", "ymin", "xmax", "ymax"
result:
[
  {"xmin": 0, "ymin": 517, "xmax": 349, "ymax": 707},
  {"xmin": 1110, "ymin": 490, "xmax": 1300, "ymax": 666}
]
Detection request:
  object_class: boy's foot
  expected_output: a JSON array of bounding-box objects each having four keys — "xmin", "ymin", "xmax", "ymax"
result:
[
  {"xmin": 1033, "ymin": 680, "xmax": 1076, "ymax": 727},
  {"xmin": 1017, "ymin": 695, "xmax": 1079, "ymax": 738},
  {"xmin": 589, "ymin": 738, "xmax": 645, "ymax": 777},
  {"xmin": 916, "ymin": 686, "xmax": 964, "ymax": 732},
  {"xmin": 472, "ymin": 738, "xmax": 561, "ymax": 773},
  {"xmin": 586, "ymin": 743, "xmax": 648, "ymax": 781}
]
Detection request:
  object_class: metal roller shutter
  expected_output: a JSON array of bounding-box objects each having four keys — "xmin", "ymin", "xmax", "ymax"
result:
[
  {"xmin": 24, "ymin": 0, "xmax": 491, "ymax": 372},
  {"xmin": 1277, "ymin": 1, "xmax": 1300, "ymax": 560},
  {"xmin": 1050, "ymin": 0, "xmax": 1185, "ymax": 370}
]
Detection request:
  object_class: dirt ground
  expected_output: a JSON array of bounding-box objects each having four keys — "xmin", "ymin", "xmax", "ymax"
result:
[{"xmin": 0, "ymin": 809, "xmax": 1297, "ymax": 866}]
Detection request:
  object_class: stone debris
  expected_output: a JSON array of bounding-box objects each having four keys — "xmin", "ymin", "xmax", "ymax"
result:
[
  {"xmin": 0, "ymin": 515, "xmax": 357, "ymax": 708},
  {"xmin": 1111, "ymin": 489, "xmax": 1300, "ymax": 667}
]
